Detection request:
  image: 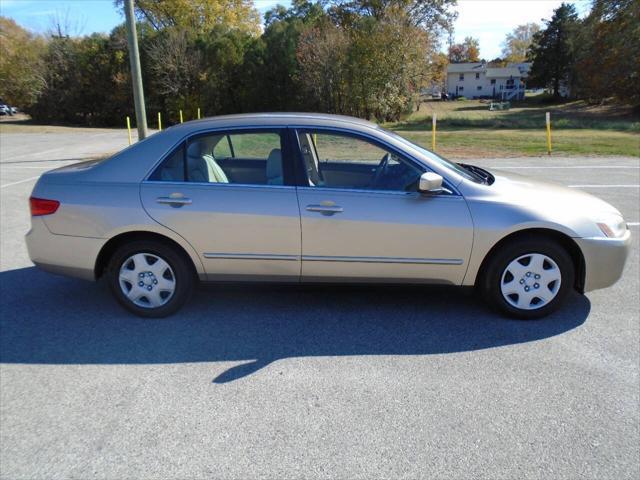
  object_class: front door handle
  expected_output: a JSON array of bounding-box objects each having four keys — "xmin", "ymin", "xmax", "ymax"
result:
[
  {"xmin": 306, "ymin": 204, "xmax": 343, "ymax": 215},
  {"xmin": 157, "ymin": 196, "xmax": 192, "ymax": 207}
]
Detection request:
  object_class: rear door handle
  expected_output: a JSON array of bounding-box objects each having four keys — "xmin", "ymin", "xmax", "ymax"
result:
[
  {"xmin": 306, "ymin": 204, "xmax": 343, "ymax": 215},
  {"xmin": 157, "ymin": 196, "xmax": 192, "ymax": 207}
]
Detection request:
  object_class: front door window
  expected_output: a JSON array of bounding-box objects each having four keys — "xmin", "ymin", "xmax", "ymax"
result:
[{"xmin": 296, "ymin": 131, "xmax": 423, "ymax": 192}]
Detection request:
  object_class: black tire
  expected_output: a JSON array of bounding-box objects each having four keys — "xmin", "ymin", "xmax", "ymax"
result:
[
  {"xmin": 479, "ymin": 236, "xmax": 575, "ymax": 320},
  {"xmin": 107, "ymin": 240, "xmax": 195, "ymax": 318}
]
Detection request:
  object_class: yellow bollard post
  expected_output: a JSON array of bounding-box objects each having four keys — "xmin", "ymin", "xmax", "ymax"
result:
[
  {"xmin": 545, "ymin": 112, "xmax": 552, "ymax": 155},
  {"xmin": 197, "ymin": 107, "xmax": 201, "ymax": 120},
  {"xmin": 158, "ymin": 112, "xmax": 162, "ymax": 131},
  {"xmin": 179, "ymin": 110, "xmax": 184, "ymax": 123},
  {"xmin": 126, "ymin": 116, "xmax": 132, "ymax": 145},
  {"xmin": 432, "ymin": 112, "xmax": 437, "ymax": 151}
]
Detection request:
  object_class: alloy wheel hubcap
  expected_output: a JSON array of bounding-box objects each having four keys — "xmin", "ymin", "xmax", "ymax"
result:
[
  {"xmin": 500, "ymin": 253, "xmax": 561, "ymax": 310},
  {"xmin": 119, "ymin": 253, "xmax": 176, "ymax": 308}
]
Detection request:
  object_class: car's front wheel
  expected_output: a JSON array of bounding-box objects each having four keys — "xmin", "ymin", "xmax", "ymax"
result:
[
  {"xmin": 107, "ymin": 240, "xmax": 194, "ymax": 318},
  {"xmin": 480, "ymin": 237, "xmax": 575, "ymax": 319}
]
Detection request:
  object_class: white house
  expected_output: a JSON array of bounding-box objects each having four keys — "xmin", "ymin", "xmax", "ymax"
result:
[{"xmin": 446, "ymin": 62, "xmax": 530, "ymax": 100}]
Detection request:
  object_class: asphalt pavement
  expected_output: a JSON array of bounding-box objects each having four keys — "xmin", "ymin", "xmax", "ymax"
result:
[{"xmin": 1, "ymin": 129, "xmax": 638, "ymax": 479}]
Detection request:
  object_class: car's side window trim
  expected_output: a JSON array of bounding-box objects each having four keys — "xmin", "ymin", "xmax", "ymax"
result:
[
  {"xmin": 182, "ymin": 142, "xmax": 189, "ymax": 182},
  {"xmin": 225, "ymin": 134, "xmax": 235, "ymax": 158},
  {"xmin": 142, "ymin": 124, "xmax": 460, "ymax": 195},
  {"xmin": 295, "ymin": 185, "xmax": 460, "ymax": 198},
  {"xmin": 143, "ymin": 179, "xmax": 296, "ymax": 190},
  {"xmin": 286, "ymin": 128, "xmax": 303, "ymax": 187},
  {"xmin": 290, "ymin": 126, "xmax": 460, "ymax": 196},
  {"xmin": 290, "ymin": 128, "xmax": 313, "ymax": 186},
  {"xmin": 144, "ymin": 126, "xmax": 297, "ymax": 187}
]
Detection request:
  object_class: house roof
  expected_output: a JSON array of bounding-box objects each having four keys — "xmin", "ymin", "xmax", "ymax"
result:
[
  {"xmin": 507, "ymin": 62, "xmax": 531, "ymax": 69},
  {"xmin": 485, "ymin": 67, "xmax": 523, "ymax": 78},
  {"xmin": 447, "ymin": 63, "xmax": 485, "ymax": 73}
]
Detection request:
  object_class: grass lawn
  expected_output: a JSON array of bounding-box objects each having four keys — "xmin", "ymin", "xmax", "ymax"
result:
[
  {"xmin": 395, "ymin": 128, "xmax": 639, "ymax": 158},
  {"xmin": 388, "ymin": 98, "xmax": 639, "ymax": 158},
  {"xmin": 2, "ymin": 100, "xmax": 638, "ymax": 158}
]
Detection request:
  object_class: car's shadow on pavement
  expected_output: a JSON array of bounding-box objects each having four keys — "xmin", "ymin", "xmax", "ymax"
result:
[{"xmin": 0, "ymin": 267, "xmax": 591, "ymax": 383}]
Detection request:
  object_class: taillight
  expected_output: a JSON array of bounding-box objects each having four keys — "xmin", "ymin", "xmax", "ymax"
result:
[{"xmin": 30, "ymin": 197, "xmax": 60, "ymax": 216}]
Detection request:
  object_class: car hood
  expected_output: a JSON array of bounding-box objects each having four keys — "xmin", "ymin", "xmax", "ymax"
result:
[{"xmin": 486, "ymin": 169, "xmax": 622, "ymax": 217}]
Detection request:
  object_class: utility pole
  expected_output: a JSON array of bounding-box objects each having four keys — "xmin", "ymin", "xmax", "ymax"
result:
[{"xmin": 124, "ymin": 0, "xmax": 148, "ymax": 140}]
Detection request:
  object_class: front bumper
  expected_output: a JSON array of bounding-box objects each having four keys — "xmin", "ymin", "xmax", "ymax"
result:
[
  {"xmin": 575, "ymin": 229, "xmax": 632, "ymax": 292},
  {"xmin": 25, "ymin": 216, "xmax": 105, "ymax": 281}
]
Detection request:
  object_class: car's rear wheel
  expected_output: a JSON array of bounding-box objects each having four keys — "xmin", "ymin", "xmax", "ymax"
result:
[
  {"xmin": 107, "ymin": 240, "xmax": 194, "ymax": 318},
  {"xmin": 480, "ymin": 237, "xmax": 575, "ymax": 319}
]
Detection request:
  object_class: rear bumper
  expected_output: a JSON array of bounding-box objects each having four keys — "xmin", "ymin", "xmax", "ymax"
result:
[
  {"xmin": 575, "ymin": 230, "xmax": 632, "ymax": 292},
  {"xmin": 25, "ymin": 217, "xmax": 104, "ymax": 281}
]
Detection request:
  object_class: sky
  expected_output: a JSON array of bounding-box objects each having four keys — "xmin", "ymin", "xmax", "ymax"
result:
[
  {"xmin": 0, "ymin": 0, "xmax": 592, "ymax": 59},
  {"xmin": 451, "ymin": 0, "xmax": 591, "ymax": 59}
]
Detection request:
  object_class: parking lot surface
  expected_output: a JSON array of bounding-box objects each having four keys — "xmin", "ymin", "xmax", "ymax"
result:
[{"xmin": 1, "ymin": 129, "xmax": 638, "ymax": 479}]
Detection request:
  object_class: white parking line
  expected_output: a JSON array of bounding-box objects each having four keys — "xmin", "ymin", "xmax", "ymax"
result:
[
  {"xmin": 0, "ymin": 176, "xmax": 40, "ymax": 188},
  {"xmin": 568, "ymin": 185, "xmax": 640, "ymax": 188},
  {"xmin": 628, "ymin": 222, "xmax": 640, "ymax": 226}
]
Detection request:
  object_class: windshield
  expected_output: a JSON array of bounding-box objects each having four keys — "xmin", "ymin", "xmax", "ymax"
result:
[{"xmin": 377, "ymin": 126, "xmax": 485, "ymax": 183}]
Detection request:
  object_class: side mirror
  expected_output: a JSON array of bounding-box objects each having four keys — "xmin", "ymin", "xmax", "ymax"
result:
[{"xmin": 418, "ymin": 172, "xmax": 443, "ymax": 194}]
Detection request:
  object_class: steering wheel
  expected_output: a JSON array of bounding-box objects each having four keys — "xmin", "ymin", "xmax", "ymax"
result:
[{"xmin": 370, "ymin": 153, "xmax": 391, "ymax": 188}]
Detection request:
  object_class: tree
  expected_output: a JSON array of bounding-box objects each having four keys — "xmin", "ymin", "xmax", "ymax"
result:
[
  {"xmin": 297, "ymin": 6, "xmax": 436, "ymax": 121},
  {"xmin": 297, "ymin": 19, "xmax": 350, "ymax": 113},
  {"xmin": 501, "ymin": 22, "xmax": 540, "ymax": 63},
  {"xmin": 573, "ymin": 0, "xmax": 640, "ymax": 104},
  {"xmin": 6, "ymin": 0, "xmax": 455, "ymax": 125},
  {"xmin": 114, "ymin": 0, "xmax": 261, "ymax": 35},
  {"xmin": 146, "ymin": 28, "xmax": 203, "ymax": 116},
  {"xmin": 463, "ymin": 36, "xmax": 480, "ymax": 62},
  {"xmin": 488, "ymin": 57, "xmax": 507, "ymax": 67},
  {"xmin": 264, "ymin": 0, "xmax": 325, "ymax": 27},
  {"xmin": 330, "ymin": 0, "xmax": 458, "ymax": 34},
  {"xmin": 253, "ymin": 16, "xmax": 305, "ymax": 110},
  {"xmin": 527, "ymin": 3, "xmax": 579, "ymax": 97},
  {"xmin": 448, "ymin": 36, "xmax": 479, "ymax": 62},
  {"xmin": 247, "ymin": 1, "xmax": 326, "ymax": 111},
  {"xmin": 29, "ymin": 28, "xmax": 134, "ymax": 125},
  {"xmin": 198, "ymin": 27, "xmax": 254, "ymax": 115},
  {"xmin": 0, "ymin": 17, "xmax": 46, "ymax": 108}
]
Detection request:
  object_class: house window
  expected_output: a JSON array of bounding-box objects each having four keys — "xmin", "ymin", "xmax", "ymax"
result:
[
  {"xmin": 475, "ymin": 73, "xmax": 480, "ymax": 79},
  {"xmin": 458, "ymin": 86, "xmax": 464, "ymax": 92},
  {"xmin": 490, "ymin": 79, "xmax": 496, "ymax": 85},
  {"xmin": 459, "ymin": 74, "xmax": 464, "ymax": 81},
  {"xmin": 477, "ymin": 86, "xmax": 482, "ymax": 90}
]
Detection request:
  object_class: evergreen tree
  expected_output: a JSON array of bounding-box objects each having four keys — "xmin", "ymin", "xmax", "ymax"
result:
[{"xmin": 527, "ymin": 3, "xmax": 579, "ymax": 97}]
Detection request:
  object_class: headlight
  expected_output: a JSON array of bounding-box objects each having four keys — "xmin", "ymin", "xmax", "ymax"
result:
[{"xmin": 596, "ymin": 214, "xmax": 627, "ymax": 238}]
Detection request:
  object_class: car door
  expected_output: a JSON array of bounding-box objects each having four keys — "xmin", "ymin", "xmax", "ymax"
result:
[
  {"xmin": 140, "ymin": 128, "xmax": 301, "ymax": 281},
  {"xmin": 294, "ymin": 129, "xmax": 473, "ymax": 284}
]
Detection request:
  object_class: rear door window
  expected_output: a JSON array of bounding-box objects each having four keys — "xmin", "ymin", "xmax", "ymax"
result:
[{"xmin": 149, "ymin": 130, "xmax": 287, "ymax": 186}]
